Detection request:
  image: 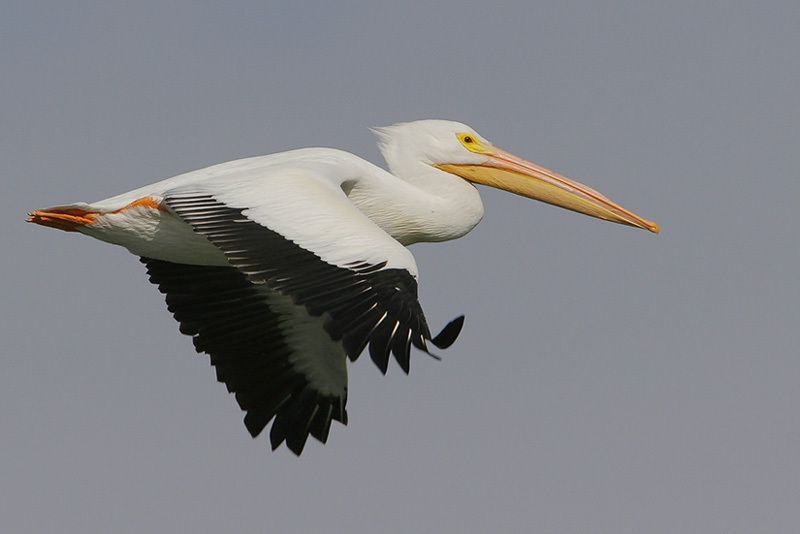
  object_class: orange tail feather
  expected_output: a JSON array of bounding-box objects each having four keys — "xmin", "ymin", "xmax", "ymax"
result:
[
  {"xmin": 26, "ymin": 208, "xmax": 98, "ymax": 232},
  {"xmin": 27, "ymin": 197, "xmax": 162, "ymax": 232}
]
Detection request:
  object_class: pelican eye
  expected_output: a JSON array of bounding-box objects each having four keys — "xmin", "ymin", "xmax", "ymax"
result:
[{"xmin": 457, "ymin": 132, "xmax": 490, "ymax": 154}]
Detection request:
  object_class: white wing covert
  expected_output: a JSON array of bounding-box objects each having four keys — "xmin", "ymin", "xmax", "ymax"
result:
[{"xmin": 144, "ymin": 167, "xmax": 463, "ymax": 454}]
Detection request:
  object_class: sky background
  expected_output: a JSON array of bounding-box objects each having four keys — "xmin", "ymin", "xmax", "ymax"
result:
[{"xmin": 2, "ymin": 1, "xmax": 799, "ymax": 532}]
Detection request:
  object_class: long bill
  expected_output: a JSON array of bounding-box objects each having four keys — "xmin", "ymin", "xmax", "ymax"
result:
[{"xmin": 436, "ymin": 148, "xmax": 659, "ymax": 233}]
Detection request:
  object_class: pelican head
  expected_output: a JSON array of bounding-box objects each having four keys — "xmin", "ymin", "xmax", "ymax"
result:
[{"xmin": 374, "ymin": 119, "xmax": 659, "ymax": 233}]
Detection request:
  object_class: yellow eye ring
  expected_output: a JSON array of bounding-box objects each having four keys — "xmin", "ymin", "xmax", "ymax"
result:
[{"xmin": 457, "ymin": 132, "xmax": 491, "ymax": 154}]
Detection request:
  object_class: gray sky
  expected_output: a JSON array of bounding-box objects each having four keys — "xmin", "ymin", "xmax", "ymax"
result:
[{"xmin": 2, "ymin": 1, "xmax": 799, "ymax": 532}]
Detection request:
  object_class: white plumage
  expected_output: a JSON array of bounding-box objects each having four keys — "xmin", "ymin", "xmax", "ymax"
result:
[{"xmin": 28, "ymin": 119, "xmax": 657, "ymax": 454}]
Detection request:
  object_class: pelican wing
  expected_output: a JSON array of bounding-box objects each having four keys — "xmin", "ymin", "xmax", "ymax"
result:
[
  {"xmin": 141, "ymin": 257, "xmax": 347, "ymax": 455},
  {"xmin": 148, "ymin": 169, "xmax": 463, "ymax": 454}
]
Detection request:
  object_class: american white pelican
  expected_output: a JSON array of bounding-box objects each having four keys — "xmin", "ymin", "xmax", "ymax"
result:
[{"xmin": 28, "ymin": 120, "xmax": 658, "ymax": 455}]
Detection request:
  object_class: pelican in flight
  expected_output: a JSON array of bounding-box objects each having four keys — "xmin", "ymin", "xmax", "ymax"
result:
[{"xmin": 28, "ymin": 120, "xmax": 658, "ymax": 455}]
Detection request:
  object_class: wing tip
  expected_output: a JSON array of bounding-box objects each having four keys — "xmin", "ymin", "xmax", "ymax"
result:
[{"xmin": 431, "ymin": 315, "xmax": 465, "ymax": 350}]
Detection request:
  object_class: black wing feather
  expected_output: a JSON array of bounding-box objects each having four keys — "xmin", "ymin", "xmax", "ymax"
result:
[
  {"xmin": 165, "ymin": 194, "xmax": 463, "ymax": 370},
  {"xmin": 142, "ymin": 257, "xmax": 343, "ymax": 456},
  {"xmin": 140, "ymin": 192, "xmax": 465, "ymax": 455}
]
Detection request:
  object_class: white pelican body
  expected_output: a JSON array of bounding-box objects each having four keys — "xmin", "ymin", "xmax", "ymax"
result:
[
  {"xmin": 29, "ymin": 120, "xmax": 657, "ymax": 454},
  {"xmin": 72, "ymin": 146, "xmax": 484, "ymax": 266}
]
